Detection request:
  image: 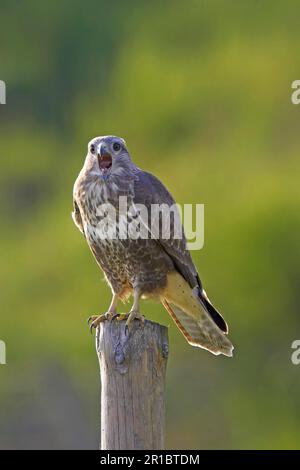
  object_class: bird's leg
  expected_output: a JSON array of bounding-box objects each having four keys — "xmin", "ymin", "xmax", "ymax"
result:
[
  {"xmin": 88, "ymin": 294, "xmax": 119, "ymax": 332},
  {"xmin": 117, "ymin": 288, "xmax": 145, "ymax": 329}
]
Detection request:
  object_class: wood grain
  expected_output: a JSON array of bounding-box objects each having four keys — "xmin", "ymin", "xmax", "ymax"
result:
[{"xmin": 96, "ymin": 319, "xmax": 169, "ymax": 450}]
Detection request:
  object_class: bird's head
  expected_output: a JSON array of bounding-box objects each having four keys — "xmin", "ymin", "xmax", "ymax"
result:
[{"xmin": 86, "ymin": 135, "xmax": 133, "ymax": 181}]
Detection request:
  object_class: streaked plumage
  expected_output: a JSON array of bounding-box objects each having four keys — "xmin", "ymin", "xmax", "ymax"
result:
[{"xmin": 73, "ymin": 135, "xmax": 234, "ymax": 357}]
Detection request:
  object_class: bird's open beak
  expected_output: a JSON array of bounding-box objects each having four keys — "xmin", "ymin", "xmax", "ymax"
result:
[{"xmin": 97, "ymin": 144, "xmax": 112, "ymax": 174}]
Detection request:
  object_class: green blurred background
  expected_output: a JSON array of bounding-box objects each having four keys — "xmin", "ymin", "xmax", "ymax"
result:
[{"xmin": 1, "ymin": 0, "xmax": 300, "ymax": 449}]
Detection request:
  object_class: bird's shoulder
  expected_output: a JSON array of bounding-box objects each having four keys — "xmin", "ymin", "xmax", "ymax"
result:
[{"xmin": 133, "ymin": 169, "xmax": 175, "ymax": 206}]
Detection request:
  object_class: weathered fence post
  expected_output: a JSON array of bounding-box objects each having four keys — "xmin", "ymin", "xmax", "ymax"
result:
[{"xmin": 96, "ymin": 319, "xmax": 169, "ymax": 450}]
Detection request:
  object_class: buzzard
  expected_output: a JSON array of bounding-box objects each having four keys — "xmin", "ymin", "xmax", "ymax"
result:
[{"xmin": 73, "ymin": 136, "xmax": 233, "ymax": 357}]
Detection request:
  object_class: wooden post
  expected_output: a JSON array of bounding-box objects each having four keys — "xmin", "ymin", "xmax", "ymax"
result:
[{"xmin": 96, "ymin": 319, "xmax": 169, "ymax": 450}]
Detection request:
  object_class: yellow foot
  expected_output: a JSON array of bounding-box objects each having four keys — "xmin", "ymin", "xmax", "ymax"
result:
[
  {"xmin": 117, "ymin": 310, "xmax": 145, "ymax": 331},
  {"xmin": 87, "ymin": 312, "xmax": 117, "ymax": 333}
]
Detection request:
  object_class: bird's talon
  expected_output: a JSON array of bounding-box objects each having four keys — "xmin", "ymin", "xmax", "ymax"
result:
[
  {"xmin": 87, "ymin": 311, "xmax": 116, "ymax": 332},
  {"xmin": 125, "ymin": 310, "xmax": 145, "ymax": 329},
  {"xmin": 110, "ymin": 313, "xmax": 120, "ymax": 321}
]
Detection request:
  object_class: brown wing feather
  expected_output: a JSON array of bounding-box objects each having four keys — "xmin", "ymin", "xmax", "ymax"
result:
[{"xmin": 134, "ymin": 171, "xmax": 228, "ymax": 334}]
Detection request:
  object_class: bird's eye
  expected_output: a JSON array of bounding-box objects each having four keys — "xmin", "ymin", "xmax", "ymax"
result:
[
  {"xmin": 90, "ymin": 144, "xmax": 95, "ymax": 154},
  {"xmin": 113, "ymin": 142, "xmax": 121, "ymax": 152}
]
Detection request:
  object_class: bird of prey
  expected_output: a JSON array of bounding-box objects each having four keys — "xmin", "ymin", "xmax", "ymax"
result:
[{"xmin": 73, "ymin": 136, "xmax": 233, "ymax": 357}]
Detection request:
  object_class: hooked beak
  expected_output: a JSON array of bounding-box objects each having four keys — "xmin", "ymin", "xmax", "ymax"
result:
[{"xmin": 97, "ymin": 143, "xmax": 112, "ymax": 175}]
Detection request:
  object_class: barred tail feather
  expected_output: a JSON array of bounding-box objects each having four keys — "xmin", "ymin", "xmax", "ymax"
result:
[{"xmin": 162, "ymin": 299, "xmax": 234, "ymax": 357}]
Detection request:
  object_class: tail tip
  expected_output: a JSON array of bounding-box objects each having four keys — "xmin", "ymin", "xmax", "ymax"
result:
[{"xmin": 222, "ymin": 344, "xmax": 234, "ymax": 358}]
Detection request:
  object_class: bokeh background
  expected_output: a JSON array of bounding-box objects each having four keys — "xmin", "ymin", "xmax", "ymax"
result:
[{"xmin": 1, "ymin": 0, "xmax": 300, "ymax": 449}]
